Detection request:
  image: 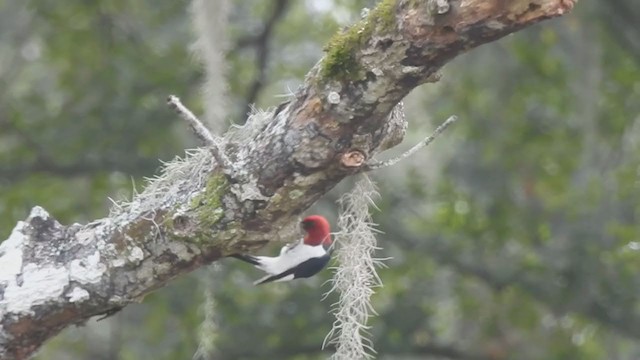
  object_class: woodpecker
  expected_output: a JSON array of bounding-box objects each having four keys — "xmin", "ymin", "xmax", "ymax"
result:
[{"xmin": 231, "ymin": 215, "xmax": 332, "ymax": 285}]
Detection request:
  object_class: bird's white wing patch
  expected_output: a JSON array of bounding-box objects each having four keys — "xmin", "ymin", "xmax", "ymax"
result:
[
  {"xmin": 279, "ymin": 239, "xmax": 301, "ymax": 256},
  {"xmin": 279, "ymin": 245, "xmax": 289, "ymax": 256},
  {"xmin": 262, "ymin": 243, "xmax": 327, "ymax": 275}
]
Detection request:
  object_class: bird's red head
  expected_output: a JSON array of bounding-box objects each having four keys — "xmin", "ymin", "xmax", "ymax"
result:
[{"xmin": 301, "ymin": 215, "xmax": 332, "ymax": 246}]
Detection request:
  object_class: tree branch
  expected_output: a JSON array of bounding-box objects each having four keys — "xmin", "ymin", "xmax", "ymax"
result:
[
  {"xmin": 365, "ymin": 115, "xmax": 458, "ymax": 170},
  {"xmin": 0, "ymin": 0, "xmax": 577, "ymax": 358},
  {"xmin": 167, "ymin": 95, "xmax": 216, "ymax": 146},
  {"xmin": 166, "ymin": 95, "xmax": 232, "ymax": 172}
]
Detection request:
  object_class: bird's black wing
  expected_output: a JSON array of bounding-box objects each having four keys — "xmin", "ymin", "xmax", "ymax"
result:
[{"xmin": 255, "ymin": 253, "xmax": 331, "ymax": 285}]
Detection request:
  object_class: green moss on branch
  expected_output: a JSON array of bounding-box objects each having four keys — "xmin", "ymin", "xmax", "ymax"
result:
[
  {"xmin": 194, "ymin": 173, "xmax": 229, "ymax": 227},
  {"xmin": 320, "ymin": 0, "xmax": 398, "ymax": 81},
  {"xmin": 165, "ymin": 172, "xmax": 230, "ymax": 245}
]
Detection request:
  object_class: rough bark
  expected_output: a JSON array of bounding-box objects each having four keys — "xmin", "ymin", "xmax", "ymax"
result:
[{"xmin": 0, "ymin": 0, "xmax": 576, "ymax": 358}]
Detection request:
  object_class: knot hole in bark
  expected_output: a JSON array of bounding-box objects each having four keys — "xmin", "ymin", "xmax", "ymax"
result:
[
  {"xmin": 341, "ymin": 150, "xmax": 367, "ymax": 168},
  {"xmin": 173, "ymin": 215, "xmax": 189, "ymax": 232}
]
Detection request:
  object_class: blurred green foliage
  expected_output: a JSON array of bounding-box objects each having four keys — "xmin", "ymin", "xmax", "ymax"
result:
[{"xmin": 1, "ymin": 0, "xmax": 639, "ymax": 359}]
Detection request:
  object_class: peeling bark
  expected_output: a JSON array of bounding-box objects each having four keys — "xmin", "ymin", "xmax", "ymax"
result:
[{"xmin": 0, "ymin": 0, "xmax": 576, "ymax": 358}]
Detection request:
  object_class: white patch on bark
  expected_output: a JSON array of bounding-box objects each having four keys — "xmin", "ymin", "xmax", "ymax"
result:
[
  {"xmin": 27, "ymin": 206, "xmax": 50, "ymax": 221},
  {"xmin": 0, "ymin": 222, "xmax": 27, "ymax": 283},
  {"xmin": 3, "ymin": 264, "xmax": 69, "ymax": 314},
  {"xmin": 69, "ymin": 251, "xmax": 106, "ymax": 284},
  {"xmin": 74, "ymin": 228, "xmax": 93, "ymax": 246},
  {"xmin": 66, "ymin": 287, "xmax": 90, "ymax": 303},
  {"xmin": 111, "ymin": 258, "xmax": 126, "ymax": 268},
  {"xmin": 128, "ymin": 247, "xmax": 145, "ymax": 264},
  {"xmin": 328, "ymin": 91, "xmax": 341, "ymax": 104},
  {"xmin": 402, "ymin": 65, "xmax": 422, "ymax": 74}
]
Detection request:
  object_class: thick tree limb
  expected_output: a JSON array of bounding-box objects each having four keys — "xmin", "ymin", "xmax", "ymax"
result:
[{"xmin": 0, "ymin": 0, "xmax": 576, "ymax": 358}]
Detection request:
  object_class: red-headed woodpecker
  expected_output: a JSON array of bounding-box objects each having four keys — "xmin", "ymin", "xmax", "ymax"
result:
[{"xmin": 231, "ymin": 215, "xmax": 332, "ymax": 285}]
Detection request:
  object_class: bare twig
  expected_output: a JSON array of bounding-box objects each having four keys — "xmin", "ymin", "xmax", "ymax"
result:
[
  {"xmin": 167, "ymin": 95, "xmax": 215, "ymax": 145},
  {"xmin": 167, "ymin": 95, "xmax": 230, "ymax": 169},
  {"xmin": 365, "ymin": 115, "xmax": 458, "ymax": 170}
]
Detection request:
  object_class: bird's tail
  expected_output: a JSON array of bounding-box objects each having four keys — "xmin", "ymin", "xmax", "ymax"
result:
[
  {"xmin": 253, "ymin": 274, "xmax": 275, "ymax": 286},
  {"xmin": 253, "ymin": 272, "xmax": 294, "ymax": 286},
  {"xmin": 229, "ymin": 254, "xmax": 260, "ymax": 266}
]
